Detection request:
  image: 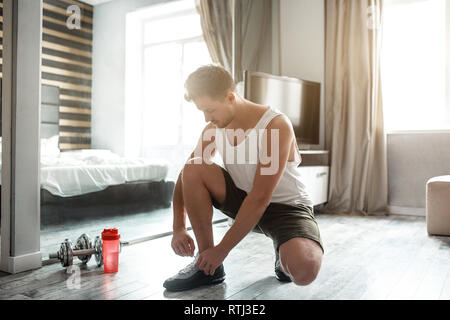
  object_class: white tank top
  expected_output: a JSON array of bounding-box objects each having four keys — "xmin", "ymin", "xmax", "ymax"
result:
[{"xmin": 214, "ymin": 106, "xmax": 313, "ymax": 207}]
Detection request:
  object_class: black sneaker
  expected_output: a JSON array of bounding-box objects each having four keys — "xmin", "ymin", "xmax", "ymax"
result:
[
  {"xmin": 163, "ymin": 255, "xmax": 226, "ymax": 292},
  {"xmin": 275, "ymin": 249, "xmax": 292, "ymax": 282}
]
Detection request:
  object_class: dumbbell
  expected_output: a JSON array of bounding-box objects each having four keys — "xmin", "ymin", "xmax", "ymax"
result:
[{"xmin": 49, "ymin": 233, "xmax": 103, "ymax": 267}]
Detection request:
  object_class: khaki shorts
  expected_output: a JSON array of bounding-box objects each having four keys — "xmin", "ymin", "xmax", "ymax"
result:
[{"xmin": 211, "ymin": 167, "xmax": 324, "ymax": 253}]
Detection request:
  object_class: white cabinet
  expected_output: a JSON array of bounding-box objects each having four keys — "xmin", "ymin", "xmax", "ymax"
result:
[{"xmin": 298, "ymin": 166, "xmax": 329, "ymax": 206}]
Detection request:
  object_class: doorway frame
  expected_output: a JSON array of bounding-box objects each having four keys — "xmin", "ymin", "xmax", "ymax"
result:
[{"xmin": 0, "ymin": 0, "xmax": 43, "ymax": 274}]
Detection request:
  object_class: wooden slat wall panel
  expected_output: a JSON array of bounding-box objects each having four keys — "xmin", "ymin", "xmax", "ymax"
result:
[
  {"xmin": 42, "ymin": 0, "xmax": 93, "ymax": 151},
  {"xmin": 0, "ymin": 0, "xmax": 92, "ymax": 150}
]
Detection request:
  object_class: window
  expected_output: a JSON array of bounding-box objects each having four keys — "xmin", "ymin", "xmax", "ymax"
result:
[
  {"xmin": 142, "ymin": 27, "xmax": 212, "ymax": 148},
  {"xmin": 125, "ymin": 0, "xmax": 212, "ymax": 179},
  {"xmin": 381, "ymin": 0, "xmax": 449, "ymax": 132}
]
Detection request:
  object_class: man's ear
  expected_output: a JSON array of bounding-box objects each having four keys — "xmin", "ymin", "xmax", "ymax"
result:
[{"xmin": 227, "ymin": 91, "xmax": 236, "ymax": 104}]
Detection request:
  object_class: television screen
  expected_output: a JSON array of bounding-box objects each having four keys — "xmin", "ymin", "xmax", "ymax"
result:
[{"xmin": 243, "ymin": 71, "xmax": 320, "ymax": 146}]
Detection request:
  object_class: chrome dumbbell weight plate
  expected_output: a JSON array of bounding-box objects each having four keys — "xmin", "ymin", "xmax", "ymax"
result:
[
  {"xmin": 60, "ymin": 239, "xmax": 73, "ymax": 267},
  {"xmin": 49, "ymin": 233, "xmax": 107, "ymax": 268},
  {"xmin": 94, "ymin": 236, "xmax": 103, "ymax": 267},
  {"xmin": 76, "ymin": 233, "xmax": 93, "ymax": 264}
]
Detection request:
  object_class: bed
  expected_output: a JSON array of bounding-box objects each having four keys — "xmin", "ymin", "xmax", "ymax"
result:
[
  {"xmin": 38, "ymin": 144, "xmax": 174, "ymax": 225},
  {"xmin": 1, "ymin": 84, "xmax": 175, "ymax": 225}
]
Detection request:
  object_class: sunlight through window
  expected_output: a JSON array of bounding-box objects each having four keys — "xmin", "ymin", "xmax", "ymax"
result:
[
  {"xmin": 126, "ymin": 0, "xmax": 212, "ymax": 179},
  {"xmin": 381, "ymin": 0, "xmax": 448, "ymax": 131}
]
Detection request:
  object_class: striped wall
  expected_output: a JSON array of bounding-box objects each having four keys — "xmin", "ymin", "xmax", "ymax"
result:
[
  {"xmin": 42, "ymin": 0, "xmax": 93, "ymax": 151},
  {"xmin": 0, "ymin": 0, "xmax": 91, "ymax": 150}
]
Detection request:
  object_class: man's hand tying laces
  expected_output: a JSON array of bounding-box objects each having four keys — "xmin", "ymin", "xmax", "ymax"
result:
[{"xmin": 197, "ymin": 246, "xmax": 228, "ymax": 275}]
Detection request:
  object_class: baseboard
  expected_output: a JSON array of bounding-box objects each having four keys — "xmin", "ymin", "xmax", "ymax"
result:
[
  {"xmin": 6, "ymin": 251, "xmax": 42, "ymax": 274},
  {"xmin": 388, "ymin": 205, "xmax": 425, "ymax": 217}
]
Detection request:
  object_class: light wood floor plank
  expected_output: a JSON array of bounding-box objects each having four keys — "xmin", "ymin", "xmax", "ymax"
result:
[{"xmin": 439, "ymin": 267, "xmax": 450, "ymax": 300}]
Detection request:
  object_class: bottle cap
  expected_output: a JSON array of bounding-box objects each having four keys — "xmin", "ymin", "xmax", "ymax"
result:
[{"xmin": 102, "ymin": 228, "xmax": 120, "ymax": 240}]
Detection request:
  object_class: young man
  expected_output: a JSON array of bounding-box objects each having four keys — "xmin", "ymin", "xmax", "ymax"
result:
[{"xmin": 163, "ymin": 65, "xmax": 324, "ymax": 292}]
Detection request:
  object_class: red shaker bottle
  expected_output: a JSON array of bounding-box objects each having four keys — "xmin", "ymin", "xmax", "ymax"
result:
[{"xmin": 102, "ymin": 228, "xmax": 120, "ymax": 273}]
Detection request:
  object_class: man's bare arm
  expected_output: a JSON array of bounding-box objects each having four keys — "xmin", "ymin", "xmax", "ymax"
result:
[
  {"xmin": 217, "ymin": 115, "xmax": 293, "ymax": 253},
  {"xmin": 172, "ymin": 172, "xmax": 188, "ymax": 232}
]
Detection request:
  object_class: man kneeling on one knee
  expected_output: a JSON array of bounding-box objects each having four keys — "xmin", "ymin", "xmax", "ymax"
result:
[{"xmin": 163, "ymin": 65, "xmax": 324, "ymax": 292}]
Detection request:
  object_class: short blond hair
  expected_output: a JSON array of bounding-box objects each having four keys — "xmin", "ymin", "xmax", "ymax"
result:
[{"xmin": 184, "ymin": 65, "xmax": 236, "ymax": 102}]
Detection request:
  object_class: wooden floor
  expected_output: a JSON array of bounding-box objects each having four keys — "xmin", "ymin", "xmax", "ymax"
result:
[{"xmin": 1, "ymin": 213, "xmax": 450, "ymax": 300}]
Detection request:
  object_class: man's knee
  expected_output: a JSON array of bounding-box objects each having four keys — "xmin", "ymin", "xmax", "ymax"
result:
[
  {"xmin": 181, "ymin": 160, "xmax": 226, "ymax": 206},
  {"xmin": 279, "ymin": 238, "xmax": 323, "ymax": 286},
  {"xmin": 182, "ymin": 158, "xmax": 204, "ymax": 185},
  {"xmin": 290, "ymin": 260, "xmax": 321, "ymax": 286}
]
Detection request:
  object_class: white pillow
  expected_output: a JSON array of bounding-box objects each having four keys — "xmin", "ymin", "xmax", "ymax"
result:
[{"xmin": 41, "ymin": 135, "xmax": 60, "ymax": 157}]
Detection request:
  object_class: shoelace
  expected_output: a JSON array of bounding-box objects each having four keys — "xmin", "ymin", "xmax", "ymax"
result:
[{"xmin": 178, "ymin": 254, "xmax": 199, "ymax": 275}]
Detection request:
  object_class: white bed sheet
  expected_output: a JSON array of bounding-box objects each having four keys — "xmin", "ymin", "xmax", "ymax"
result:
[{"xmin": 2, "ymin": 149, "xmax": 170, "ymax": 197}]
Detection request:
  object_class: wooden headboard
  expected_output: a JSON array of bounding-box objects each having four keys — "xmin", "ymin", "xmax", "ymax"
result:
[{"xmin": 41, "ymin": 85, "xmax": 60, "ymax": 139}]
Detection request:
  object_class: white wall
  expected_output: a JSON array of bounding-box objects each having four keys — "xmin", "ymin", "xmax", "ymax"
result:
[
  {"xmin": 387, "ymin": 131, "xmax": 450, "ymax": 216},
  {"xmin": 279, "ymin": 0, "xmax": 325, "ymax": 150}
]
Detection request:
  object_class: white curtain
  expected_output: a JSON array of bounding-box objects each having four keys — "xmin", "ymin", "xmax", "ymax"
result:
[
  {"xmin": 234, "ymin": 0, "xmax": 272, "ymax": 83},
  {"xmin": 196, "ymin": 0, "xmax": 234, "ymax": 74},
  {"xmin": 196, "ymin": 0, "xmax": 272, "ymax": 83}
]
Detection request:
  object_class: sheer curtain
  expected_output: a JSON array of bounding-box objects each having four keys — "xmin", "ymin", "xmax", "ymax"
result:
[
  {"xmin": 196, "ymin": 0, "xmax": 272, "ymax": 83},
  {"xmin": 234, "ymin": 0, "xmax": 272, "ymax": 83},
  {"xmin": 322, "ymin": 0, "xmax": 388, "ymax": 215},
  {"xmin": 196, "ymin": 0, "xmax": 234, "ymax": 73}
]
